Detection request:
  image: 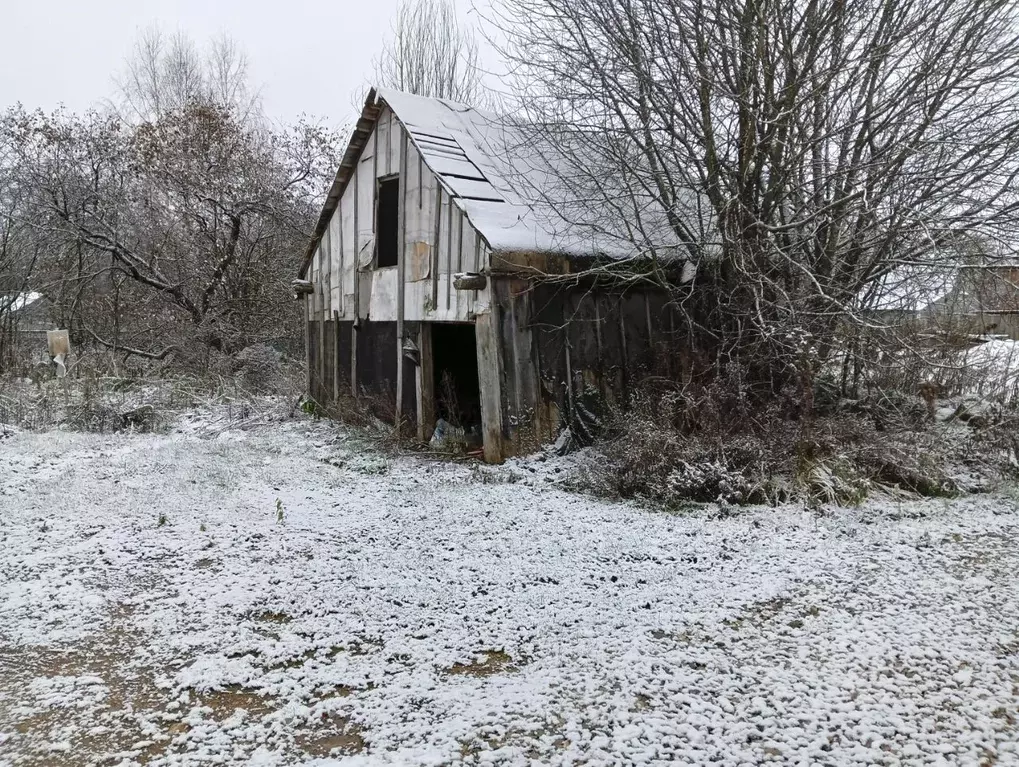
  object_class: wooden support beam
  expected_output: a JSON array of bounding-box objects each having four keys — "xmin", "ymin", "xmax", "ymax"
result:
[
  {"xmin": 453, "ymin": 273, "xmax": 487, "ymax": 291},
  {"xmin": 445, "ymin": 196, "xmax": 454, "ymax": 311},
  {"xmin": 432, "ymin": 186, "xmax": 441, "ymax": 309},
  {"xmin": 618, "ymin": 296, "xmax": 629, "ymax": 400},
  {"xmin": 351, "ymin": 136, "xmax": 362, "ymax": 398},
  {"xmin": 316, "ymin": 258, "xmax": 325, "ymax": 400},
  {"xmin": 338, "ymin": 195, "xmax": 345, "ymax": 316},
  {"xmin": 475, "ymin": 308, "xmax": 504, "ymax": 463},
  {"xmin": 417, "ymin": 324, "xmax": 434, "ymax": 442},
  {"xmin": 333, "ymin": 309, "xmax": 341, "ymax": 401},
  {"xmin": 395, "ymin": 129, "xmax": 408, "ymax": 429},
  {"xmin": 303, "ymin": 296, "xmax": 311, "ymax": 397}
]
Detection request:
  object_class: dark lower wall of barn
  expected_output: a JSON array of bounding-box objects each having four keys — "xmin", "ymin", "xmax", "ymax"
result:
[
  {"xmin": 307, "ymin": 319, "xmax": 351, "ymax": 405},
  {"xmin": 354, "ymin": 321, "xmax": 398, "ymax": 419},
  {"xmin": 306, "ymin": 318, "xmax": 416, "ymax": 428},
  {"xmin": 492, "ymin": 277, "xmax": 688, "ymax": 457},
  {"xmin": 307, "ymin": 281, "xmax": 686, "ymax": 461}
]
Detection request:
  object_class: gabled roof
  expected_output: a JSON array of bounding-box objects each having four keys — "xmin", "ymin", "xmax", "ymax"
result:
[
  {"xmin": 863, "ymin": 262, "xmax": 1019, "ymax": 316},
  {"xmin": 299, "ymin": 89, "xmax": 382, "ymax": 279},
  {"xmin": 300, "ymin": 88, "xmax": 684, "ymax": 278},
  {"xmin": 0, "ymin": 292, "xmax": 43, "ymax": 314}
]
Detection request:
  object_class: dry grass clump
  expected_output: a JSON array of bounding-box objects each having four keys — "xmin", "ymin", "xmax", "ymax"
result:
[{"xmin": 584, "ymin": 373, "xmax": 992, "ymax": 510}]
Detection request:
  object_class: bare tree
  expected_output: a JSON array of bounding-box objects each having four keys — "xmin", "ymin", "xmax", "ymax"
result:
[
  {"xmin": 2, "ymin": 32, "xmax": 340, "ymax": 366},
  {"xmin": 492, "ymin": 0, "xmax": 1019, "ymax": 397},
  {"xmin": 115, "ymin": 27, "xmax": 260, "ymax": 123},
  {"xmin": 375, "ymin": 0, "xmax": 485, "ymax": 104},
  {"xmin": 0, "ymin": 135, "xmax": 44, "ymax": 372}
]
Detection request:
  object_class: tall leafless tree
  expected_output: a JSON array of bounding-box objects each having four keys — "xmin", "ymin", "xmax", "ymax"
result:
[
  {"xmin": 493, "ymin": 0, "xmax": 1019, "ymax": 397},
  {"xmin": 115, "ymin": 27, "xmax": 260, "ymax": 122},
  {"xmin": 375, "ymin": 0, "xmax": 485, "ymax": 104},
  {"xmin": 1, "ymin": 32, "xmax": 339, "ymax": 367}
]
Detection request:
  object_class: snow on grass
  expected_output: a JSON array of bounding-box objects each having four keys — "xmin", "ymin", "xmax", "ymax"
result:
[{"xmin": 2, "ymin": 417, "xmax": 1019, "ymax": 765}]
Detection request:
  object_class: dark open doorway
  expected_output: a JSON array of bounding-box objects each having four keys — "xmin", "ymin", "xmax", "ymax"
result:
[
  {"xmin": 432, "ymin": 323, "xmax": 481, "ymax": 431},
  {"xmin": 376, "ymin": 176, "xmax": 399, "ymax": 268}
]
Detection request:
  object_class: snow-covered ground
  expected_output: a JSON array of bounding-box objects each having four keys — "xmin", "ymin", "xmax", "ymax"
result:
[{"xmin": 2, "ymin": 415, "xmax": 1019, "ymax": 766}]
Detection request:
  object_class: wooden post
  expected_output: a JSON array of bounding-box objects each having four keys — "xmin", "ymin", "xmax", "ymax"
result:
[
  {"xmin": 395, "ymin": 130, "xmax": 408, "ymax": 429},
  {"xmin": 417, "ymin": 323, "xmax": 434, "ymax": 442},
  {"xmin": 338, "ymin": 196, "xmax": 345, "ymax": 317},
  {"xmin": 618, "ymin": 296, "xmax": 629, "ymax": 401},
  {"xmin": 387, "ymin": 110, "xmax": 394, "ymax": 175},
  {"xmin": 476, "ymin": 307, "xmax": 504, "ymax": 463},
  {"xmin": 432, "ymin": 186, "xmax": 441, "ymax": 310},
  {"xmin": 303, "ymin": 295, "xmax": 311, "ymax": 397},
  {"xmin": 333, "ymin": 309, "xmax": 341, "ymax": 401},
  {"xmin": 509, "ymin": 295, "xmax": 523, "ymax": 417},
  {"xmin": 321, "ymin": 254, "xmax": 330, "ymax": 401},
  {"xmin": 446, "ymin": 199, "xmax": 454, "ymax": 311},
  {"xmin": 351, "ymin": 146, "xmax": 361, "ymax": 398},
  {"xmin": 317, "ymin": 260, "xmax": 326, "ymax": 400}
]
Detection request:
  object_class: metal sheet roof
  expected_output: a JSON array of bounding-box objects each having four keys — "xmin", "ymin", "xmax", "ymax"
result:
[{"xmin": 301, "ymin": 88, "xmax": 687, "ymax": 277}]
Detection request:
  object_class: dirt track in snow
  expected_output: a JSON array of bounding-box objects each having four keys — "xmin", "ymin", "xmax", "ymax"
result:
[{"xmin": 2, "ymin": 418, "xmax": 1019, "ymax": 766}]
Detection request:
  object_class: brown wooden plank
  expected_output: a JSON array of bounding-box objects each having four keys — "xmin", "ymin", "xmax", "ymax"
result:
[
  {"xmin": 417, "ymin": 323, "xmax": 435, "ymax": 442},
  {"xmin": 475, "ymin": 309, "xmax": 504, "ymax": 463},
  {"xmin": 395, "ymin": 129, "xmax": 408, "ymax": 428}
]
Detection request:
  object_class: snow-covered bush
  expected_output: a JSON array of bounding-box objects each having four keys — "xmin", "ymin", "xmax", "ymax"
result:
[
  {"xmin": 664, "ymin": 459, "xmax": 757, "ymax": 505},
  {"xmin": 594, "ymin": 388, "xmax": 778, "ymax": 507}
]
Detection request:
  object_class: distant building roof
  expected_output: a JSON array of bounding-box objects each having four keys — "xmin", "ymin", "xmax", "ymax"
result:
[
  {"xmin": 937, "ymin": 264, "xmax": 1019, "ymax": 314},
  {"xmin": 865, "ymin": 263, "xmax": 1019, "ymax": 316},
  {"xmin": 0, "ymin": 292, "xmax": 43, "ymax": 314}
]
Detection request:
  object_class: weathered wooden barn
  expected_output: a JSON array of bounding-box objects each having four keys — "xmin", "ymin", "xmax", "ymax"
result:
[{"xmin": 297, "ymin": 88, "xmax": 690, "ymax": 462}]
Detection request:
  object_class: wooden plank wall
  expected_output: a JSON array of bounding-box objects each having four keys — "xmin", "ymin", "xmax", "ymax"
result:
[
  {"xmin": 493, "ymin": 279, "xmax": 687, "ymax": 456},
  {"xmin": 302, "ymin": 102, "xmax": 694, "ymax": 460},
  {"xmin": 306, "ymin": 105, "xmax": 492, "ymax": 326}
]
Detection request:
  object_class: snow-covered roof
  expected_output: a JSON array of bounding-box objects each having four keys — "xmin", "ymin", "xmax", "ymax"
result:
[
  {"xmin": 863, "ymin": 268, "xmax": 956, "ymax": 313},
  {"xmin": 379, "ymin": 89, "xmax": 667, "ymax": 259},
  {"xmin": 0, "ymin": 292, "xmax": 43, "ymax": 314},
  {"xmin": 301, "ymin": 88, "xmax": 686, "ymax": 277}
]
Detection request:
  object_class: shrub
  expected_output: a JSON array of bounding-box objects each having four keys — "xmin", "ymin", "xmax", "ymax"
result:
[{"xmin": 586, "ymin": 377, "xmax": 980, "ymax": 510}]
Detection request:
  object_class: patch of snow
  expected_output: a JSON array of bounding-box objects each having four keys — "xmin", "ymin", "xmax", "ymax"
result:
[
  {"xmin": 1, "ymin": 420, "xmax": 1019, "ymax": 764},
  {"xmin": 0, "ymin": 291, "xmax": 43, "ymax": 314}
]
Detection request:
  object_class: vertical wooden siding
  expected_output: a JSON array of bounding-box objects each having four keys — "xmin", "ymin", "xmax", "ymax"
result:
[
  {"xmin": 306, "ymin": 106, "xmax": 490, "ymax": 325},
  {"xmin": 493, "ymin": 279, "xmax": 688, "ymax": 455}
]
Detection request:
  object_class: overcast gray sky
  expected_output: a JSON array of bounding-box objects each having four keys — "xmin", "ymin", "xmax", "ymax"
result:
[{"xmin": 0, "ymin": 0, "xmax": 486, "ymax": 127}]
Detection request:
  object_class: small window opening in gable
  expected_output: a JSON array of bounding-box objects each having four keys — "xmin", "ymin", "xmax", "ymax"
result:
[{"xmin": 376, "ymin": 176, "xmax": 400, "ymax": 268}]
